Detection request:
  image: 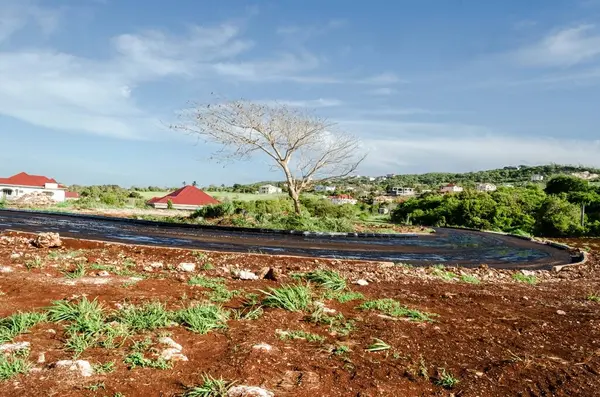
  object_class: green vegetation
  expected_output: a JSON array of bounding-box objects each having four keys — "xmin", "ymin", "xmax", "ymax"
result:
[
  {"xmin": 358, "ymin": 299, "xmax": 437, "ymax": 322},
  {"xmin": 62, "ymin": 263, "xmax": 87, "ymax": 279},
  {"xmin": 24, "ymin": 257, "xmax": 44, "ymax": 270},
  {"xmin": 366, "ymin": 338, "xmax": 391, "ymax": 352},
  {"xmin": 115, "ymin": 302, "xmax": 172, "ymax": 332},
  {"xmin": 323, "ymin": 290, "xmax": 365, "ymax": 303},
  {"xmin": 460, "ymin": 274, "xmax": 481, "ymax": 284},
  {"xmin": 587, "ymin": 294, "xmax": 600, "ymax": 302},
  {"xmin": 0, "ymin": 351, "xmax": 30, "ymax": 380},
  {"xmin": 188, "ymin": 276, "xmax": 240, "ymax": 303},
  {"xmin": 512, "ymin": 273, "xmax": 538, "ymax": 285},
  {"xmin": 261, "ymin": 284, "xmax": 312, "ymax": 312},
  {"xmin": 124, "ymin": 352, "xmax": 171, "ymax": 370},
  {"xmin": 307, "ymin": 308, "xmax": 355, "ymax": 336},
  {"xmin": 392, "ymin": 175, "xmax": 600, "ymax": 237},
  {"xmin": 92, "ymin": 361, "xmax": 116, "ymax": 374},
  {"xmin": 436, "ymin": 368, "xmax": 460, "ymax": 389},
  {"xmin": 278, "ymin": 329, "xmax": 325, "ymax": 343},
  {"xmin": 431, "ymin": 265, "xmax": 457, "ymax": 281},
  {"xmin": 298, "ymin": 269, "xmax": 347, "ymax": 291},
  {"xmin": 183, "ymin": 374, "xmax": 235, "ymax": 397},
  {"xmin": 0, "ymin": 311, "xmax": 46, "ymax": 343},
  {"xmin": 175, "ymin": 304, "xmax": 229, "ymax": 334}
]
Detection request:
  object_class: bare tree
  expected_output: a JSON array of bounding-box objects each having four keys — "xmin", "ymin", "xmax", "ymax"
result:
[{"xmin": 171, "ymin": 99, "xmax": 366, "ymax": 214}]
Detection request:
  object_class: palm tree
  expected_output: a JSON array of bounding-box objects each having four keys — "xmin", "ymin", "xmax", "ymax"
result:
[
  {"xmin": 182, "ymin": 181, "xmax": 186, "ymax": 186},
  {"xmin": 192, "ymin": 181, "xmax": 198, "ymax": 187}
]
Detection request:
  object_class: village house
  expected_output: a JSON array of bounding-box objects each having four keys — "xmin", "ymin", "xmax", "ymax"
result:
[
  {"xmin": 258, "ymin": 184, "xmax": 282, "ymax": 194},
  {"xmin": 315, "ymin": 185, "xmax": 336, "ymax": 193},
  {"xmin": 147, "ymin": 185, "xmax": 219, "ymax": 210},
  {"xmin": 0, "ymin": 172, "xmax": 77, "ymax": 202},
  {"xmin": 440, "ymin": 183, "xmax": 464, "ymax": 194},
  {"xmin": 389, "ymin": 187, "xmax": 415, "ymax": 197},
  {"xmin": 328, "ymin": 194, "xmax": 358, "ymax": 205},
  {"xmin": 531, "ymin": 174, "xmax": 544, "ymax": 182},
  {"xmin": 476, "ymin": 183, "xmax": 497, "ymax": 192}
]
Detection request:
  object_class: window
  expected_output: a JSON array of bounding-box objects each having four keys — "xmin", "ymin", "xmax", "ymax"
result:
[
  {"xmin": 42, "ymin": 191, "xmax": 54, "ymax": 197},
  {"xmin": 2, "ymin": 189, "xmax": 13, "ymax": 196}
]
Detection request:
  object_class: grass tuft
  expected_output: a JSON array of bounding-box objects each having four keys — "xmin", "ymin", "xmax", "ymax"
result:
[
  {"xmin": 277, "ymin": 329, "xmax": 325, "ymax": 343},
  {"xmin": 175, "ymin": 304, "xmax": 229, "ymax": 334},
  {"xmin": 366, "ymin": 338, "xmax": 391, "ymax": 352},
  {"xmin": 431, "ymin": 265, "xmax": 457, "ymax": 281},
  {"xmin": 0, "ymin": 351, "xmax": 31, "ymax": 380},
  {"xmin": 183, "ymin": 373, "xmax": 235, "ymax": 397},
  {"xmin": 322, "ymin": 290, "xmax": 365, "ymax": 303},
  {"xmin": 587, "ymin": 294, "xmax": 600, "ymax": 302},
  {"xmin": 300, "ymin": 269, "xmax": 347, "ymax": 291},
  {"xmin": 460, "ymin": 274, "xmax": 480, "ymax": 284},
  {"xmin": 0, "ymin": 312, "xmax": 46, "ymax": 343},
  {"xmin": 358, "ymin": 298, "xmax": 437, "ymax": 322},
  {"xmin": 123, "ymin": 352, "xmax": 171, "ymax": 370},
  {"xmin": 115, "ymin": 302, "xmax": 172, "ymax": 332},
  {"xmin": 260, "ymin": 284, "xmax": 312, "ymax": 312},
  {"xmin": 62, "ymin": 263, "xmax": 87, "ymax": 279},
  {"xmin": 513, "ymin": 273, "xmax": 537, "ymax": 285},
  {"xmin": 435, "ymin": 368, "xmax": 459, "ymax": 389}
]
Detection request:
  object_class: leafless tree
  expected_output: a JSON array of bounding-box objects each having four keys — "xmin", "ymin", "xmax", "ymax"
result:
[{"xmin": 171, "ymin": 99, "xmax": 366, "ymax": 214}]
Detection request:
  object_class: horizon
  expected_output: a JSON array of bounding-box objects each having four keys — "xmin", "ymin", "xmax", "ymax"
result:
[{"xmin": 2, "ymin": 0, "xmax": 600, "ymax": 186}]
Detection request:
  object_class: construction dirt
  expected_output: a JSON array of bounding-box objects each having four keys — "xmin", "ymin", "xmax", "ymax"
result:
[{"xmin": 0, "ymin": 231, "xmax": 599, "ymax": 397}]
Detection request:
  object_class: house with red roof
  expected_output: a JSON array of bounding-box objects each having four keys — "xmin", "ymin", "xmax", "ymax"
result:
[
  {"xmin": 0, "ymin": 172, "xmax": 77, "ymax": 203},
  {"xmin": 328, "ymin": 194, "xmax": 358, "ymax": 205},
  {"xmin": 147, "ymin": 185, "xmax": 219, "ymax": 210},
  {"xmin": 440, "ymin": 183, "xmax": 464, "ymax": 194}
]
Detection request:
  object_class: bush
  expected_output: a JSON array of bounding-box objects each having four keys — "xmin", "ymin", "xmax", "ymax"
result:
[{"xmin": 193, "ymin": 202, "xmax": 235, "ymax": 219}]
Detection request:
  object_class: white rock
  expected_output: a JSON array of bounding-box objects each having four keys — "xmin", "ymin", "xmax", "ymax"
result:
[
  {"xmin": 54, "ymin": 360, "xmax": 94, "ymax": 377},
  {"xmin": 97, "ymin": 271, "xmax": 110, "ymax": 277},
  {"xmin": 10, "ymin": 253, "xmax": 21, "ymax": 260},
  {"xmin": 354, "ymin": 279, "xmax": 369, "ymax": 286},
  {"xmin": 228, "ymin": 385, "xmax": 274, "ymax": 397},
  {"xmin": 0, "ymin": 266, "xmax": 13, "ymax": 273},
  {"xmin": 521, "ymin": 270, "xmax": 536, "ymax": 276},
  {"xmin": 314, "ymin": 301, "xmax": 336, "ymax": 314},
  {"xmin": 160, "ymin": 348, "xmax": 188, "ymax": 362},
  {"xmin": 252, "ymin": 343, "xmax": 274, "ymax": 352},
  {"xmin": 235, "ymin": 270, "xmax": 259, "ymax": 280},
  {"xmin": 0, "ymin": 341, "xmax": 30, "ymax": 354},
  {"xmin": 37, "ymin": 353, "xmax": 46, "ymax": 363},
  {"xmin": 158, "ymin": 337, "xmax": 183, "ymax": 351},
  {"xmin": 177, "ymin": 263, "xmax": 196, "ymax": 272},
  {"xmin": 557, "ymin": 310, "xmax": 567, "ymax": 315},
  {"xmin": 150, "ymin": 262, "xmax": 164, "ymax": 269}
]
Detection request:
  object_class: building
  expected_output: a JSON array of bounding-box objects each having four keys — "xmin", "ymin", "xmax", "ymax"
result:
[
  {"xmin": 0, "ymin": 172, "xmax": 75, "ymax": 202},
  {"xmin": 147, "ymin": 185, "xmax": 219, "ymax": 210},
  {"xmin": 328, "ymin": 194, "xmax": 358, "ymax": 205},
  {"xmin": 476, "ymin": 183, "xmax": 497, "ymax": 192},
  {"xmin": 258, "ymin": 184, "xmax": 282, "ymax": 194},
  {"xmin": 315, "ymin": 185, "xmax": 336, "ymax": 193},
  {"xmin": 531, "ymin": 174, "xmax": 544, "ymax": 182},
  {"xmin": 440, "ymin": 183, "xmax": 464, "ymax": 194},
  {"xmin": 65, "ymin": 192, "xmax": 80, "ymax": 200},
  {"xmin": 389, "ymin": 187, "xmax": 415, "ymax": 196}
]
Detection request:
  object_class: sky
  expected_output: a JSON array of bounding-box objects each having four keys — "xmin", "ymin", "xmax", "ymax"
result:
[{"xmin": 1, "ymin": 0, "xmax": 600, "ymax": 187}]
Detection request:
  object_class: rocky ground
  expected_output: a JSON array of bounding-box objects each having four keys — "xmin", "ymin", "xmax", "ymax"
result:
[{"xmin": 0, "ymin": 231, "xmax": 599, "ymax": 396}]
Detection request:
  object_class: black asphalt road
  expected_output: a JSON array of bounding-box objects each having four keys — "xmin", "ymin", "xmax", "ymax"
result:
[{"xmin": 0, "ymin": 209, "xmax": 574, "ymax": 269}]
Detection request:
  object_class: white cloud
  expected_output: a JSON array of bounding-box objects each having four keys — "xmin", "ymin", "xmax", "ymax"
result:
[
  {"xmin": 513, "ymin": 24, "xmax": 600, "ymax": 68},
  {"xmin": 360, "ymin": 131, "xmax": 600, "ymax": 174},
  {"xmin": 260, "ymin": 98, "xmax": 343, "ymax": 108},
  {"xmin": 0, "ymin": 1, "xmax": 60, "ymax": 42},
  {"xmin": 367, "ymin": 87, "xmax": 397, "ymax": 96},
  {"xmin": 360, "ymin": 72, "xmax": 405, "ymax": 85}
]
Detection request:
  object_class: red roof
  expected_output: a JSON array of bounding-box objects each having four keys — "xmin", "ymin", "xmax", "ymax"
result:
[
  {"xmin": 330, "ymin": 194, "xmax": 355, "ymax": 199},
  {"xmin": 148, "ymin": 186, "xmax": 219, "ymax": 206},
  {"xmin": 0, "ymin": 172, "xmax": 61, "ymax": 188},
  {"xmin": 65, "ymin": 191, "xmax": 80, "ymax": 199}
]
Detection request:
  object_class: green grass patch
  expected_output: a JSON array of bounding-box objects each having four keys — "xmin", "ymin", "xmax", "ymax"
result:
[
  {"xmin": 175, "ymin": 304, "xmax": 229, "ymax": 334},
  {"xmin": 92, "ymin": 361, "xmax": 115, "ymax": 374},
  {"xmin": 188, "ymin": 276, "xmax": 240, "ymax": 303},
  {"xmin": 435, "ymin": 368, "xmax": 459, "ymax": 389},
  {"xmin": 322, "ymin": 290, "xmax": 365, "ymax": 303},
  {"xmin": 277, "ymin": 330, "xmax": 325, "ymax": 343},
  {"xmin": 366, "ymin": 338, "xmax": 391, "ymax": 352},
  {"xmin": 298, "ymin": 269, "xmax": 347, "ymax": 291},
  {"xmin": 183, "ymin": 373, "xmax": 235, "ymax": 397},
  {"xmin": 24, "ymin": 257, "xmax": 44, "ymax": 270},
  {"xmin": 0, "ymin": 312, "xmax": 46, "ymax": 343},
  {"xmin": 513, "ymin": 273, "xmax": 537, "ymax": 285},
  {"xmin": 431, "ymin": 265, "xmax": 457, "ymax": 281},
  {"xmin": 114, "ymin": 302, "xmax": 172, "ymax": 332},
  {"xmin": 460, "ymin": 274, "xmax": 480, "ymax": 284},
  {"xmin": 188, "ymin": 276, "xmax": 225, "ymax": 288},
  {"xmin": 0, "ymin": 351, "xmax": 31, "ymax": 381},
  {"xmin": 61, "ymin": 262, "xmax": 87, "ymax": 279},
  {"xmin": 307, "ymin": 307, "xmax": 355, "ymax": 336},
  {"xmin": 123, "ymin": 352, "xmax": 171, "ymax": 370},
  {"xmin": 358, "ymin": 298, "xmax": 437, "ymax": 322},
  {"xmin": 260, "ymin": 284, "xmax": 312, "ymax": 312}
]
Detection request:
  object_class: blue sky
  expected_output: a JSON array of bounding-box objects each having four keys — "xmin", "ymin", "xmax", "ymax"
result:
[{"xmin": 2, "ymin": 0, "xmax": 600, "ymax": 187}]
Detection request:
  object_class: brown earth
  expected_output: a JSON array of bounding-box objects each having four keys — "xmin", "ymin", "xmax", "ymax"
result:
[{"xmin": 0, "ymin": 232, "xmax": 599, "ymax": 397}]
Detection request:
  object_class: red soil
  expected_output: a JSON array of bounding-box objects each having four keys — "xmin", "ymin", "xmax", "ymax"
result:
[{"xmin": 0, "ymin": 232, "xmax": 599, "ymax": 397}]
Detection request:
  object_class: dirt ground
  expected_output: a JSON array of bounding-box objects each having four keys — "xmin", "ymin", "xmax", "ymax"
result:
[{"xmin": 0, "ymin": 232, "xmax": 599, "ymax": 397}]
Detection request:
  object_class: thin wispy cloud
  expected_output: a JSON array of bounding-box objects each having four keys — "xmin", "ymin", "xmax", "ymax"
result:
[
  {"xmin": 513, "ymin": 24, "xmax": 600, "ymax": 68},
  {"xmin": 367, "ymin": 87, "xmax": 397, "ymax": 96},
  {"xmin": 359, "ymin": 72, "xmax": 406, "ymax": 85}
]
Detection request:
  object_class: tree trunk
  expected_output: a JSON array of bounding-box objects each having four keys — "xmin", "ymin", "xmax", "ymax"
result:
[
  {"xmin": 581, "ymin": 203, "xmax": 586, "ymax": 227},
  {"xmin": 281, "ymin": 162, "xmax": 302, "ymax": 215}
]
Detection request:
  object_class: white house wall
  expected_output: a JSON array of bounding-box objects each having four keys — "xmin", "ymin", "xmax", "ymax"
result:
[{"xmin": 0, "ymin": 185, "xmax": 66, "ymax": 202}]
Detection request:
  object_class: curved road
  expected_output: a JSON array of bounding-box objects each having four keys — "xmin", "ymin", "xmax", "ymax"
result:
[{"xmin": 0, "ymin": 209, "xmax": 574, "ymax": 269}]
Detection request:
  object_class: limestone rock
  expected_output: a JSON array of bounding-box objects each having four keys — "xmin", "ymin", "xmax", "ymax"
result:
[
  {"xmin": 354, "ymin": 279, "xmax": 369, "ymax": 286},
  {"xmin": 177, "ymin": 263, "xmax": 196, "ymax": 272},
  {"xmin": 160, "ymin": 348, "xmax": 188, "ymax": 362},
  {"xmin": 234, "ymin": 270, "xmax": 258, "ymax": 280},
  {"xmin": 252, "ymin": 343, "xmax": 274, "ymax": 352},
  {"xmin": 158, "ymin": 337, "xmax": 183, "ymax": 351},
  {"xmin": 0, "ymin": 341, "xmax": 30, "ymax": 354},
  {"xmin": 54, "ymin": 360, "xmax": 94, "ymax": 377},
  {"xmin": 32, "ymin": 233, "xmax": 62, "ymax": 248}
]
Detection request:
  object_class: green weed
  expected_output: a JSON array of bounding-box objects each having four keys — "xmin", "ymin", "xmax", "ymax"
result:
[
  {"xmin": 0, "ymin": 312, "xmax": 46, "ymax": 343},
  {"xmin": 460, "ymin": 274, "xmax": 480, "ymax": 284},
  {"xmin": 435, "ymin": 368, "xmax": 459, "ymax": 389},
  {"xmin": 24, "ymin": 257, "xmax": 43, "ymax": 270},
  {"xmin": 62, "ymin": 262, "xmax": 87, "ymax": 279},
  {"xmin": 587, "ymin": 294, "xmax": 600, "ymax": 302},
  {"xmin": 175, "ymin": 304, "xmax": 229, "ymax": 334},
  {"xmin": 123, "ymin": 352, "xmax": 171, "ymax": 370},
  {"xmin": 260, "ymin": 284, "xmax": 312, "ymax": 312},
  {"xmin": 358, "ymin": 299, "xmax": 437, "ymax": 322},
  {"xmin": 513, "ymin": 273, "xmax": 537, "ymax": 285},
  {"xmin": 115, "ymin": 302, "xmax": 172, "ymax": 332},
  {"xmin": 183, "ymin": 373, "xmax": 235, "ymax": 397},
  {"xmin": 84, "ymin": 382, "xmax": 106, "ymax": 391},
  {"xmin": 0, "ymin": 351, "xmax": 30, "ymax": 380},
  {"xmin": 277, "ymin": 330, "xmax": 325, "ymax": 343},
  {"xmin": 92, "ymin": 361, "xmax": 115, "ymax": 374},
  {"xmin": 322, "ymin": 290, "xmax": 365, "ymax": 303},
  {"xmin": 366, "ymin": 338, "xmax": 391, "ymax": 352},
  {"xmin": 431, "ymin": 265, "xmax": 457, "ymax": 281},
  {"xmin": 301, "ymin": 269, "xmax": 347, "ymax": 291}
]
